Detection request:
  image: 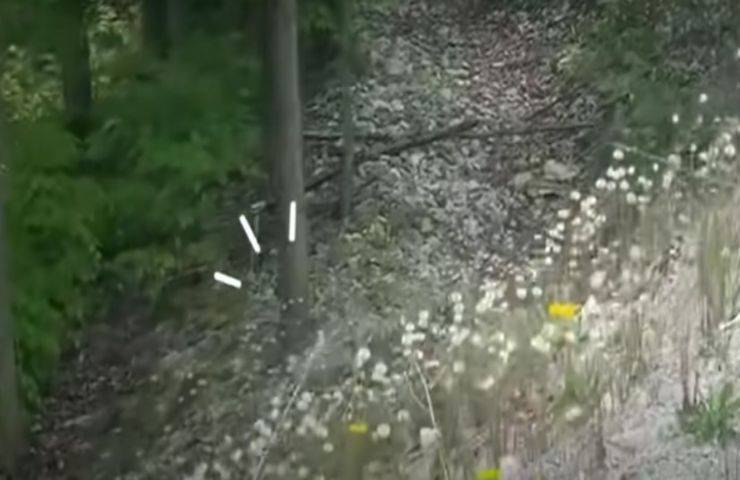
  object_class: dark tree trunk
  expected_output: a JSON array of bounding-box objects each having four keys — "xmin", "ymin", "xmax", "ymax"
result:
[
  {"xmin": 142, "ymin": 0, "xmax": 169, "ymax": 59},
  {"xmin": 265, "ymin": 0, "xmax": 311, "ymax": 349},
  {"xmin": 0, "ymin": 104, "xmax": 25, "ymax": 477},
  {"xmin": 339, "ymin": 0, "xmax": 356, "ymax": 225},
  {"xmin": 166, "ymin": 0, "xmax": 185, "ymax": 50},
  {"xmin": 60, "ymin": 0, "xmax": 92, "ymax": 138}
]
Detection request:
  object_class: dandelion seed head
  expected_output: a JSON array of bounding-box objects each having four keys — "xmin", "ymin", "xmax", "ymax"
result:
[
  {"xmin": 355, "ymin": 347, "xmax": 372, "ymax": 369},
  {"xmin": 418, "ymin": 310, "xmax": 430, "ymax": 328},
  {"xmin": 419, "ymin": 428, "xmax": 440, "ymax": 449},
  {"xmin": 724, "ymin": 143, "xmax": 736, "ymax": 157},
  {"xmin": 671, "ymin": 113, "xmax": 679, "ymax": 124},
  {"xmin": 372, "ymin": 362, "xmax": 389, "ymax": 383},
  {"xmin": 589, "ymin": 270, "xmax": 606, "ymax": 290},
  {"xmin": 564, "ymin": 405, "xmax": 583, "ymax": 422},
  {"xmin": 530, "ymin": 335, "xmax": 550, "ymax": 354},
  {"xmin": 699, "ymin": 93, "xmax": 708, "ymax": 104},
  {"xmin": 477, "ymin": 375, "xmax": 495, "ymax": 391},
  {"xmin": 667, "ymin": 154, "xmax": 681, "ymax": 168},
  {"xmin": 613, "ymin": 148, "xmax": 625, "ymax": 161},
  {"xmin": 662, "ymin": 170, "xmax": 674, "ymax": 189},
  {"xmin": 376, "ymin": 423, "xmax": 391, "ymax": 439}
]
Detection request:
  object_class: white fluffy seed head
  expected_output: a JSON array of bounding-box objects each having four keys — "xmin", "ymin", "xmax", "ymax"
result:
[
  {"xmin": 376, "ymin": 423, "xmax": 391, "ymax": 439},
  {"xmin": 355, "ymin": 347, "xmax": 371, "ymax": 369},
  {"xmin": 419, "ymin": 428, "xmax": 440, "ymax": 449}
]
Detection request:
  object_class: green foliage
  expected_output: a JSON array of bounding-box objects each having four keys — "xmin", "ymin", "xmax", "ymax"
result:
[
  {"xmin": 6, "ymin": 120, "xmax": 104, "ymax": 407},
  {"xmin": 1, "ymin": 4, "xmax": 264, "ymax": 407},
  {"xmin": 565, "ymin": 0, "xmax": 739, "ymax": 154},
  {"xmin": 1, "ymin": 0, "xmax": 382, "ymax": 414},
  {"xmin": 680, "ymin": 383, "xmax": 740, "ymax": 446},
  {"xmin": 88, "ymin": 33, "xmax": 263, "ymax": 293}
]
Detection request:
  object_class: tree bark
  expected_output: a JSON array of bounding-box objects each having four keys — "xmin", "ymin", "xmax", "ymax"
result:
[
  {"xmin": 60, "ymin": 0, "xmax": 92, "ymax": 138},
  {"xmin": 166, "ymin": 0, "xmax": 186, "ymax": 50},
  {"xmin": 266, "ymin": 0, "xmax": 311, "ymax": 348},
  {"xmin": 0, "ymin": 104, "xmax": 25, "ymax": 477},
  {"xmin": 141, "ymin": 0, "xmax": 169, "ymax": 59},
  {"xmin": 339, "ymin": 0, "xmax": 356, "ymax": 224}
]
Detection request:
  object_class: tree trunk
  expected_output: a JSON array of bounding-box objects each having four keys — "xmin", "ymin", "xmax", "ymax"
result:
[
  {"xmin": 0, "ymin": 104, "xmax": 25, "ymax": 477},
  {"xmin": 142, "ymin": 0, "xmax": 169, "ymax": 59},
  {"xmin": 166, "ymin": 0, "xmax": 186, "ymax": 50},
  {"xmin": 60, "ymin": 0, "xmax": 92, "ymax": 138},
  {"xmin": 339, "ymin": 0, "xmax": 356, "ymax": 224},
  {"xmin": 265, "ymin": 0, "xmax": 311, "ymax": 348}
]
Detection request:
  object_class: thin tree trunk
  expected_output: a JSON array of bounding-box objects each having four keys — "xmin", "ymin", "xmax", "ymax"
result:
[
  {"xmin": 266, "ymin": 0, "xmax": 310, "ymax": 348},
  {"xmin": 142, "ymin": 0, "xmax": 168, "ymax": 59},
  {"xmin": 339, "ymin": 0, "xmax": 356, "ymax": 224},
  {"xmin": 60, "ymin": 0, "xmax": 92, "ymax": 138},
  {"xmin": 0, "ymin": 104, "xmax": 25, "ymax": 477}
]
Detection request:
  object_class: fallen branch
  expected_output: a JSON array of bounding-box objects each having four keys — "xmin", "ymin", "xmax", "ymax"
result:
[
  {"xmin": 304, "ymin": 131, "xmax": 391, "ymax": 142},
  {"xmin": 523, "ymin": 81, "xmax": 590, "ymax": 122},
  {"xmin": 304, "ymin": 118, "xmax": 479, "ymax": 192},
  {"xmin": 285, "ymin": 120, "xmax": 594, "ymax": 212},
  {"xmin": 458, "ymin": 121, "xmax": 595, "ymax": 139}
]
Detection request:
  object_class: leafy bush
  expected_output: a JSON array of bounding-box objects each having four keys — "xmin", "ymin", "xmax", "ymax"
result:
[
  {"xmin": 565, "ymin": 0, "xmax": 740, "ymax": 156},
  {"xmin": 2, "ymin": 12, "xmax": 264, "ymax": 406},
  {"xmin": 5, "ymin": 120, "xmax": 104, "ymax": 406}
]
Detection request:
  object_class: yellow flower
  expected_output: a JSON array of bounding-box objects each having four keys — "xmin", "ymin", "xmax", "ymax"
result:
[
  {"xmin": 348, "ymin": 421, "xmax": 369, "ymax": 434},
  {"xmin": 476, "ymin": 468, "xmax": 501, "ymax": 480},
  {"xmin": 547, "ymin": 302, "xmax": 581, "ymax": 320}
]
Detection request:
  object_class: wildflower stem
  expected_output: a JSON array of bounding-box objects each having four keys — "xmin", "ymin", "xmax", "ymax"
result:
[
  {"xmin": 412, "ymin": 356, "xmax": 438, "ymax": 429},
  {"xmin": 253, "ymin": 331, "xmax": 326, "ymax": 480},
  {"xmin": 411, "ymin": 356, "xmax": 451, "ymax": 480}
]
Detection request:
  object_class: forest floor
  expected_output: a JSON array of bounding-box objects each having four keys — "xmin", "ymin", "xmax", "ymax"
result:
[{"xmin": 18, "ymin": 1, "xmax": 740, "ymax": 479}]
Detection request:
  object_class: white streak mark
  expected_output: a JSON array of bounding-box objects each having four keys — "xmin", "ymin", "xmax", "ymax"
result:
[
  {"xmin": 288, "ymin": 201, "xmax": 296, "ymax": 243},
  {"xmin": 213, "ymin": 271, "xmax": 242, "ymax": 289},
  {"xmin": 239, "ymin": 214, "xmax": 261, "ymax": 254}
]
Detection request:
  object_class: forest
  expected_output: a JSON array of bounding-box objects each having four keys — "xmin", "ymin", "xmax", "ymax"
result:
[{"xmin": 2, "ymin": 0, "xmax": 740, "ymax": 478}]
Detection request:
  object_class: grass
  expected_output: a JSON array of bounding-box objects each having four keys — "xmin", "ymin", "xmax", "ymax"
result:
[{"xmin": 679, "ymin": 383, "xmax": 740, "ymax": 447}]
